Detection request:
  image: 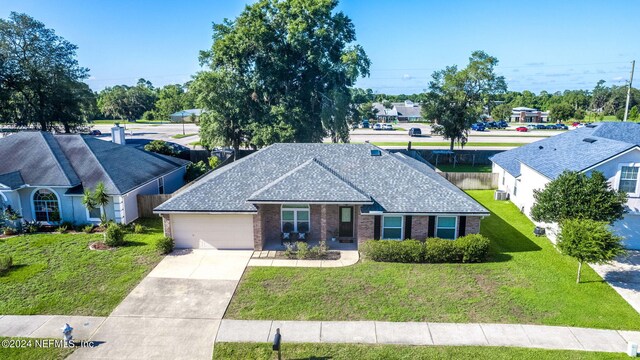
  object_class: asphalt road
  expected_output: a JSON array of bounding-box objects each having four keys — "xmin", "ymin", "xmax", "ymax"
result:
[{"xmin": 91, "ymin": 121, "xmax": 566, "ymax": 150}]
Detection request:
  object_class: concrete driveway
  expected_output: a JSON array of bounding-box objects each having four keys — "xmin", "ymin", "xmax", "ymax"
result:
[
  {"xmin": 69, "ymin": 249, "xmax": 252, "ymax": 360},
  {"xmin": 592, "ymin": 250, "xmax": 640, "ymax": 314}
]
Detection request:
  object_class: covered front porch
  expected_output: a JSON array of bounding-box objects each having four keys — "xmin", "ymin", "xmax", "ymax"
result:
[{"xmin": 253, "ymin": 203, "xmax": 365, "ymax": 251}]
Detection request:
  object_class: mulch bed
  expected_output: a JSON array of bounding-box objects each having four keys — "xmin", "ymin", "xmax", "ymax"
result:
[
  {"xmin": 89, "ymin": 241, "xmax": 112, "ymax": 251},
  {"xmin": 275, "ymin": 251, "xmax": 341, "ymax": 261}
]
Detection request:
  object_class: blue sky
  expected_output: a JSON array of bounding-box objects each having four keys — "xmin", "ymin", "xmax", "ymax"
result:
[{"xmin": 2, "ymin": 0, "xmax": 638, "ymax": 94}]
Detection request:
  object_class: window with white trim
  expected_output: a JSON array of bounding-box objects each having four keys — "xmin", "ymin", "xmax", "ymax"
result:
[
  {"xmin": 281, "ymin": 204, "xmax": 310, "ymax": 232},
  {"xmin": 382, "ymin": 215, "xmax": 403, "ymax": 240},
  {"xmin": 619, "ymin": 166, "xmax": 639, "ymax": 193},
  {"xmin": 436, "ymin": 216, "xmax": 457, "ymax": 239},
  {"xmin": 33, "ymin": 189, "xmax": 61, "ymax": 223},
  {"xmin": 86, "ymin": 206, "xmax": 103, "ymax": 221}
]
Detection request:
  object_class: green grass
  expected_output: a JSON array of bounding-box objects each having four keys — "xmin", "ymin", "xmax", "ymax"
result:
[
  {"xmin": 212, "ymin": 343, "xmax": 628, "ymax": 360},
  {"xmin": 226, "ymin": 190, "xmax": 640, "ymax": 330},
  {"xmin": 189, "ymin": 140, "xmax": 202, "ymax": 146},
  {"xmin": 0, "ymin": 338, "xmax": 75, "ymax": 359},
  {"xmin": 437, "ymin": 164, "xmax": 492, "ymax": 172},
  {"xmin": 0, "ymin": 219, "xmax": 164, "ymax": 316},
  {"xmin": 171, "ymin": 133, "xmax": 197, "ymax": 139},
  {"xmin": 368, "ymin": 141, "xmax": 524, "ymax": 147}
]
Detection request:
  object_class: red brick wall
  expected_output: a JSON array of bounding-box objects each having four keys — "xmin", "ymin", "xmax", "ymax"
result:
[
  {"xmin": 411, "ymin": 216, "xmax": 430, "ymax": 240},
  {"xmin": 357, "ymin": 215, "xmax": 374, "ymax": 245}
]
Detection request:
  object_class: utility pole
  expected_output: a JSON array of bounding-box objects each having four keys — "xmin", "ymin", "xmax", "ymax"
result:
[{"xmin": 623, "ymin": 60, "xmax": 635, "ymax": 122}]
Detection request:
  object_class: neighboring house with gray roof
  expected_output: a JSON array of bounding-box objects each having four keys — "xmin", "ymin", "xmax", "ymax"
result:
[
  {"xmin": 371, "ymin": 101, "xmax": 423, "ymax": 122},
  {"xmin": 0, "ymin": 132, "xmax": 189, "ymax": 226},
  {"xmin": 169, "ymin": 109, "xmax": 205, "ymax": 123},
  {"xmin": 491, "ymin": 122, "xmax": 640, "ymax": 248},
  {"xmin": 155, "ymin": 143, "xmax": 489, "ymax": 250}
]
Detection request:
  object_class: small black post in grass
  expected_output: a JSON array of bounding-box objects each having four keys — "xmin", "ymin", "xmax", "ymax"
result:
[{"xmin": 272, "ymin": 328, "xmax": 282, "ymax": 360}]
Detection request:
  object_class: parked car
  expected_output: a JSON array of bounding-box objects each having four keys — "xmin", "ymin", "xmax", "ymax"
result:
[
  {"xmin": 361, "ymin": 120, "xmax": 370, "ymax": 128},
  {"xmin": 383, "ymin": 123, "xmax": 393, "ymax": 130},
  {"xmin": 527, "ymin": 124, "xmax": 537, "ymax": 129},
  {"xmin": 572, "ymin": 121, "xmax": 581, "ymax": 127},
  {"xmin": 536, "ymin": 124, "xmax": 547, "ymax": 130},
  {"xmin": 471, "ymin": 122, "xmax": 486, "ymax": 131},
  {"xmin": 545, "ymin": 124, "xmax": 557, "ymax": 130},
  {"xmin": 373, "ymin": 123, "xmax": 382, "ymax": 130},
  {"xmin": 497, "ymin": 120, "xmax": 509, "ymax": 128},
  {"xmin": 516, "ymin": 126, "xmax": 528, "ymax": 132},
  {"xmin": 88, "ymin": 130, "xmax": 102, "ymax": 136},
  {"xmin": 408, "ymin": 127, "xmax": 422, "ymax": 137},
  {"xmin": 485, "ymin": 121, "xmax": 498, "ymax": 129},
  {"xmin": 556, "ymin": 124, "xmax": 568, "ymax": 130}
]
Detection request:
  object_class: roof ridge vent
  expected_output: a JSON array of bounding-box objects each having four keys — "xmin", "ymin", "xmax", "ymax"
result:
[
  {"xmin": 585, "ymin": 124, "xmax": 598, "ymax": 128},
  {"xmin": 583, "ymin": 138, "xmax": 597, "ymax": 143}
]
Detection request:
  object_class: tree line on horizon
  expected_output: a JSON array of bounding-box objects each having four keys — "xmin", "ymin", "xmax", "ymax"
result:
[{"xmin": 1, "ymin": 4, "xmax": 638, "ymax": 150}]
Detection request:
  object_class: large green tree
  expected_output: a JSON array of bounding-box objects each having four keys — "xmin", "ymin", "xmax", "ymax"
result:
[
  {"xmin": 196, "ymin": 0, "xmax": 370, "ymax": 148},
  {"xmin": 549, "ymin": 102, "xmax": 575, "ymax": 122},
  {"xmin": 154, "ymin": 84, "xmax": 188, "ymax": 121},
  {"xmin": 557, "ymin": 219, "xmax": 625, "ymax": 283},
  {"xmin": 97, "ymin": 79, "xmax": 157, "ymax": 121},
  {"xmin": 0, "ymin": 12, "xmax": 93, "ymax": 132},
  {"xmin": 491, "ymin": 103, "xmax": 512, "ymax": 121},
  {"xmin": 422, "ymin": 51, "xmax": 507, "ymax": 150},
  {"xmin": 531, "ymin": 171, "xmax": 627, "ymax": 224}
]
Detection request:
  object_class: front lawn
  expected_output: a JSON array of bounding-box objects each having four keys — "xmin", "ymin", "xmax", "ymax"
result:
[
  {"xmin": 0, "ymin": 219, "xmax": 164, "ymax": 316},
  {"xmin": 225, "ymin": 190, "xmax": 640, "ymax": 330},
  {"xmin": 213, "ymin": 343, "xmax": 627, "ymax": 360},
  {"xmin": 0, "ymin": 338, "xmax": 75, "ymax": 360}
]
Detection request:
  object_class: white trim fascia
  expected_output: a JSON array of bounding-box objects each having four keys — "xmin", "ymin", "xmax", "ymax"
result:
[{"xmin": 361, "ymin": 212, "xmax": 489, "ymax": 217}]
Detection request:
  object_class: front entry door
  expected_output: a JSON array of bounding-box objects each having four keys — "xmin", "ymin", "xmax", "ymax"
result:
[{"xmin": 339, "ymin": 206, "xmax": 354, "ymax": 237}]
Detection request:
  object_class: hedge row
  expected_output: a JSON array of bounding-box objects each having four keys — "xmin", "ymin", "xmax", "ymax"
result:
[{"xmin": 362, "ymin": 234, "xmax": 491, "ymax": 263}]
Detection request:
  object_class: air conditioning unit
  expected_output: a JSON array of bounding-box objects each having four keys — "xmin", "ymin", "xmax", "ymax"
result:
[{"xmin": 494, "ymin": 190, "xmax": 508, "ymax": 201}]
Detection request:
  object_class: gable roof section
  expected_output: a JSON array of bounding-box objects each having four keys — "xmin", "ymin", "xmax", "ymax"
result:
[
  {"xmin": 491, "ymin": 122, "xmax": 640, "ymax": 179},
  {"xmin": 0, "ymin": 132, "xmax": 80, "ymax": 187},
  {"xmin": 0, "ymin": 132, "xmax": 189, "ymax": 195},
  {"xmin": 0, "ymin": 171, "xmax": 25, "ymax": 189},
  {"xmin": 247, "ymin": 158, "xmax": 372, "ymax": 203},
  {"xmin": 156, "ymin": 143, "xmax": 489, "ymax": 215}
]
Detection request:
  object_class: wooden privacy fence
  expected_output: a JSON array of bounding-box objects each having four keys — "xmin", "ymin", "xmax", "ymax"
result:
[
  {"xmin": 437, "ymin": 172, "xmax": 498, "ymax": 190},
  {"xmin": 137, "ymin": 194, "xmax": 173, "ymax": 218}
]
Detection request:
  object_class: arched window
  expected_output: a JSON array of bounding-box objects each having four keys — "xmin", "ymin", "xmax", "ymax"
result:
[
  {"xmin": 33, "ymin": 189, "xmax": 61, "ymax": 223},
  {"xmin": 281, "ymin": 204, "xmax": 310, "ymax": 233}
]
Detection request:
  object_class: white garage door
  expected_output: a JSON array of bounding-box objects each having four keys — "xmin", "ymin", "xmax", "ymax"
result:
[
  {"xmin": 171, "ymin": 214, "xmax": 254, "ymax": 249},
  {"xmin": 614, "ymin": 214, "xmax": 640, "ymax": 250}
]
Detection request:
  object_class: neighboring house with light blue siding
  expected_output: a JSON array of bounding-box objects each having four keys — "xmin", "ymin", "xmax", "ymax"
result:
[
  {"xmin": 491, "ymin": 122, "xmax": 640, "ymax": 249},
  {"xmin": 0, "ymin": 132, "xmax": 189, "ymax": 226}
]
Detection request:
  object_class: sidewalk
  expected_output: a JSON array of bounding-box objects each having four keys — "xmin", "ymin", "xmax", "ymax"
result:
[
  {"xmin": 248, "ymin": 250, "xmax": 359, "ymax": 268},
  {"xmin": 216, "ymin": 320, "xmax": 640, "ymax": 353},
  {"xmin": 0, "ymin": 315, "xmax": 106, "ymax": 340}
]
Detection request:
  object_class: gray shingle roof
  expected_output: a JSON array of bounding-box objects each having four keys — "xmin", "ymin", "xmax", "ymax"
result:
[
  {"xmin": 247, "ymin": 158, "xmax": 372, "ymax": 203},
  {"xmin": 0, "ymin": 171, "xmax": 25, "ymax": 189},
  {"xmin": 156, "ymin": 143, "xmax": 488, "ymax": 215},
  {"xmin": 0, "ymin": 132, "xmax": 189, "ymax": 194},
  {"xmin": 491, "ymin": 122, "xmax": 640, "ymax": 179}
]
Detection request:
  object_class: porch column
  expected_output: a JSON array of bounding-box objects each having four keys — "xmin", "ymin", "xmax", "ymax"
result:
[
  {"xmin": 320, "ymin": 205, "xmax": 328, "ymax": 243},
  {"xmin": 253, "ymin": 205, "xmax": 264, "ymax": 251},
  {"xmin": 161, "ymin": 214, "xmax": 172, "ymax": 238}
]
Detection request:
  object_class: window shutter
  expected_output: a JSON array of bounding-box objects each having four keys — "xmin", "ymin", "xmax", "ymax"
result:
[
  {"xmin": 404, "ymin": 216, "xmax": 412, "ymax": 239},
  {"xmin": 373, "ymin": 215, "xmax": 381, "ymax": 240},
  {"xmin": 428, "ymin": 216, "xmax": 435, "ymax": 237},
  {"xmin": 458, "ymin": 216, "xmax": 466, "ymax": 237}
]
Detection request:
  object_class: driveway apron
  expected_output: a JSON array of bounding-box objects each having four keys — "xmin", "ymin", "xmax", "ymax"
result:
[{"xmin": 69, "ymin": 249, "xmax": 252, "ymax": 360}]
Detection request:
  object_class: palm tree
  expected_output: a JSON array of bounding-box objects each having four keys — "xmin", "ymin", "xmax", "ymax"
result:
[
  {"xmin": 94, "ymin": 182, "xmax": 109, "ymax": 215},
  {"xmin": 81, "ymin": 189, "xmax": 97, "ymax": 215}
]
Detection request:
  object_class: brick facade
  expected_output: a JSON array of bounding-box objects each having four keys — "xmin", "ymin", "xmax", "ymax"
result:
[
  {"xmin": 465, "ymin": 216, "xmax": 481, "ymax": 235},
  {"xmin": 161, "ymin": 214, "xmax": 172, "ymax": 238},
  {"xmin": 411, "ymin": 216, "xmax": 430, "ymax": 240},
  {"xmin": 357, "ymin": 215, "xmax": 374, "ymax": 245}
]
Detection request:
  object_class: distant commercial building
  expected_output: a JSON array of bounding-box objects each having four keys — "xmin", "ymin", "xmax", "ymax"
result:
[
  {"xmin": 510, "ymin": 107, "xmax": 549, "ymax": 123},
  {"xmin": 371, "ymin": 101, "xmax": 422, "ymax": 122}
]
